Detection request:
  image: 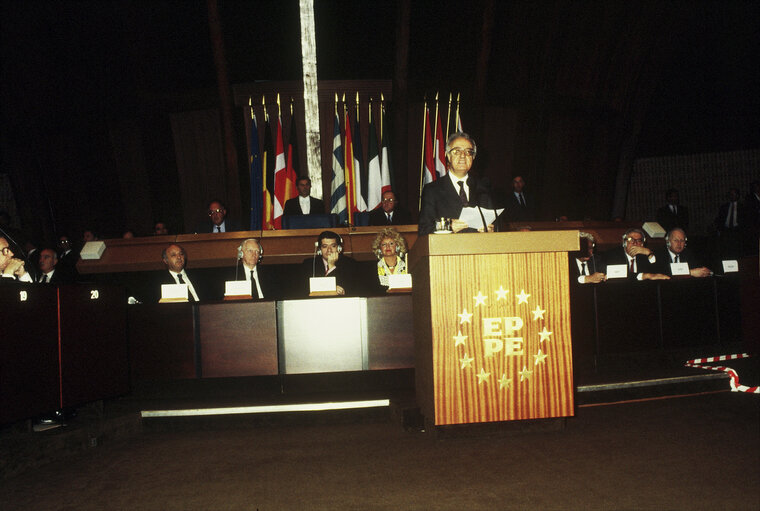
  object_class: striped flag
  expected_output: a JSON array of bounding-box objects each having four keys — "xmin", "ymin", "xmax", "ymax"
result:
[
  {"xmin": 330, "ymin": 110, "xmax": 347, "ymax": 225},
  {"xmin": 352, "ymin": 108, "xmax": 368, "ymax": 213},
  {"xmin": 272, "ymin": 114, "xmax": 287, "ymax": 229},
  {"xmin": 262, "ymin": 110, "xmax": 275, "ymax": 230},
  {"xmin": 434, "ymin": 110, "xmax": 447, "ymax": 178},
  {"xmin": 366, "ymin": 104, "xmax": 382, "ymax": 211},
  {"xmin": 282, "ymin": 110, "xmax": 299, "ymax": 215},
  {"xmin": 343, "ymin": 106, "xmax": 356, "ymax": 225},
  {"xmin": 248, "ymin": 108, "xmax": 263, "ymax": 230},
  {"xmin": 422, "ymin": 106, "xmax": 436, "ymax": 185},
  {"xmin": 380, "ymin": 101, "xmax": 392, "ymax": 195}
]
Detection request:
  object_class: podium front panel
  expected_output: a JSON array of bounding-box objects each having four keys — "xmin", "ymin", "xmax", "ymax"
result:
[{"xmin": 420, "ymin": 251, "xmax": 574, "ymax": 426}]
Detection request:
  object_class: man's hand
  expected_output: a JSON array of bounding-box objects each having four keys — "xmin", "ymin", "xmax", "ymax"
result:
[
  {"xmin": 585, "ymin": 272, "xmax": 606, "ymax": 284},
  {"xmin": 325, "ymin": 250, "xmax": 339, "ymax": 268},
  {"xmin": 690, "ymin": 267, "xmax": 712, "ymax": 278},
  {"xmin": 628, "ymin": 246, "xmax": 652, "ymax": 258},
  {"xmin": 451, "ymin": 219, "xmax": 469, "ymax": 233},
  {"xmin": 3, "ymin": 258, "xmax": 27, "ymax": 277},
  {"xmin": 642, "ymin": 272, "xmax": 670, "ymax": 280},
  {"xmin": 336, "ymin": 285, "xmax": 345, "ymax": 296},
  {"xmin": 476, "ymin": 223, "xmax": 495, "ymax": 233}
]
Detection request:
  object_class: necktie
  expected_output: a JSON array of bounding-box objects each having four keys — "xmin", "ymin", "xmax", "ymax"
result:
[
  {"xmin": 674, "ymin": 254, "xmax": 679, "ymax": 263},
  {"xmin": 176, "ymin": 273, "xmax": 185, "ymax": 284},
  {"xmin": 519, "ymin": 193, "xmax": 526, "ymax": 207},
  {"xmin": 629, "ymin": 258, "xmax": 635, "ymax": 274},
  {"xmin": 40, "ymin": 274, "xmax": 48, "ymax": 283},
  {"xmin": 458, "ymin": 181, "xmax": 467, "ymax": 205},
  {"xmin": 216, "ymin": 225, "xmax": 221, "ymax": 232},
  {"xmin": 581, "ymin": 262, "xmax": 587, "ymax": 275},
  {"xmin": 250, "ymin": 269, "xmax": 258, "ymax": 299},
  {"xmin": 386, "ymin": 213, "xmax": 392, "ymax": 224}
]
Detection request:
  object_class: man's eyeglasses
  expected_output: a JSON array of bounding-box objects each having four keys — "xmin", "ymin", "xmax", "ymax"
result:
[
  {"xmin": 208, "ymin": 208, "xmax": 225, "ymax": 216},
  {"xmin": 2, "ymin": 247, "xmax": 13, "ymax": 255},
  {"xmin": 626, "ymin": 237, "xmax": 645, "ymax": 245},
  {"xmin": 448, "ymin": 148, "xmax": 475, "ymax": 158},
  {"xmin": 382, "ymin": 198, "xmax": 396, "ymax": 203}
]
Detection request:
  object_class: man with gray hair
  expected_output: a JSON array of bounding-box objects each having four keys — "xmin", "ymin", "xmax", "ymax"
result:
[
  {"xmin": 602, "ymin": 228, "xmax": 669, "ymax": 280},
  {"xmin": 655, "ymin": 228, "xmax": 711, "ymax": 278},
  {"xmin": 232, "ymin": 238, "xmax": 275, "ymax": 300},
  {"xmin": 418, "ymin": 132, "xmax": 496, "ymax": 235}
]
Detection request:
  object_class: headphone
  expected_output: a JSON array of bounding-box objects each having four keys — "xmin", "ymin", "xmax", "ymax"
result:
[
  {"xmin": 665, "ymin": 230, "xmax": 687, "ymax": 249},
  {"xmin": 316, "ymin": 231, "xmax": 343, "ymax": 255},
  {"xmin": 237, "ymin": 238, "xmax": 263, "ymax": 262}
]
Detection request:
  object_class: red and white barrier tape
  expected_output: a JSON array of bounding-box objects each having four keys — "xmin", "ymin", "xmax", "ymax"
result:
[{"xmin": 685, "ymin": 353, "xmax": 759, "ymax": 394}]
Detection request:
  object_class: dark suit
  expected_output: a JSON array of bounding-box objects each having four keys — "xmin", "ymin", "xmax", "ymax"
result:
[
  {"xmin": 227, "ymin": 263, "xmax": 277, "ymax": 301},
  {"xmin": 418, "ymin": 174, "xmax": 496, "ymax": 235},
  {"xmin": 653, "ymin": 247, "xmax": 702, "ymax": 276},
  {"xmin": 368, "ymin": 207, "xmax": 412, "ymax": 226},
  {"xmin": 602, "ymin": 247, "xmax": 658, "ymax": 280},
  {"xmin": 284, "ymin": 196, "xmax": 325, "ymax": 216},
  {"xmin": 503, "ymin": 191, "xmax": 537, "ymax": 223},
  {"xmin": 656, "ymin": 204, "xmax": 689, "ymax": 232},
  {"xmin": 569, "ymin": 254, "xmax": 603, "ymax": 279},
  {"xmin": 300, "ymin": 254, "xmax": 358, "ymax": 297},
  {"xmin": 147, "ymin": 269, "xmax": 205, "ymax": 303},
  {"xmin": 37, "ymin": 269, "xmax": 74, "ymax": 285},
  {"xmin": 193, "ymin": 219, "xmax": 242, "ymax": 234}
]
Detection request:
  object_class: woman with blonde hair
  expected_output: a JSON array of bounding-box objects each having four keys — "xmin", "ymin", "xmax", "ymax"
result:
[{"xmin": 371, "ymin": 227, "xmax": 408, "ymax": 289}]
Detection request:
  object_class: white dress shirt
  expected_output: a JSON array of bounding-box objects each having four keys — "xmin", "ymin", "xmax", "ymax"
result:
[{"xmin": 169, "ymin": 270, "xmax": 200, "ymax": 301}]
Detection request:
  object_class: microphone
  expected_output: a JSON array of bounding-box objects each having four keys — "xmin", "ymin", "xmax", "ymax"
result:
[
  {"xmin": 312, "ymin": 241, "xmax": 319, "ymax": 278},
  {"xmin": 476, "ymin": 205, "xmax": 488, "ymax": 232},
  {"xmin": 235, "ymin": 256, "xmax": 241, "ymax": 280}
]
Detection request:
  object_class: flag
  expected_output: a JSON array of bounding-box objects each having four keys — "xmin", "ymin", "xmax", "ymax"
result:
[
  {"xmin": 330, "ymin": 110, "xmax": 347, "ymax": 225},
  {"xmin": 248, "ymin": 109, "xmax": 263, "ymax": 230},
  {"xmin": 434, "ymin": 109, "xmax": 447, "ymax": 178},
  {"xmin": 284, "ymin": 109, "xmax": 299, "ymax": 206},
  {"xmin": 422, "ymin": 106, "xmax": 436, "ymax": 185},
  {"xmin": 272, "ymin": 114, "xmax": 287, "ymax": 229},
  {"xmin": 380, "ymin": 102, "xmax": 392, "ymax": 195},
  {"xmin": 262, "ymin": 110, "xmax": 275, "ymax": 230},
  {"xmin": 366, "ymin": 104, "xmax": 382, "ymax": 211},
  {"xmin": 343, "ymin": 107, "xmax": 356, "ymax": 225},
  {"xmin": 352, "ymin": 108, "xmax": 368, "ymax": 213}
]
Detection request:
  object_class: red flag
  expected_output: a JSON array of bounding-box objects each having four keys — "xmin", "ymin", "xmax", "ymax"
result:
[
  {"xmin": 434, "ymin": 110, "xmax": 446, "ymax": 178},
  {"xmin": 423, "ymin": 106, "xmax": 436, "ymax": 185},
  {"xmin": 272, "ymin": 114, "xmax": 287, "ymax": 229},
  {"xmin": 344, "ymin": 107, "xmax": 356, "ymax": 225}
]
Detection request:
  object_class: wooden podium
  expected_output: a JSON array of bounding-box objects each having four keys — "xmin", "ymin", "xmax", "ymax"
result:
[{"xmin": 410, "ymin": 231, "xmax": 578, "ymax": 426}]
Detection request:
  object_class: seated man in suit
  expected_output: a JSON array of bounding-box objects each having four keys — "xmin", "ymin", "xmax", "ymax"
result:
[
  {"xmin": 283, "ymin": 177, "xmax": 325, "ymax": 216},
  {"xmin": 503, "ymin": 175, "xmax": 537, "ymax": 223},
  {"xmin": 196, "ymin": 199, "xmax": 240, "ymax": 233},
  {"xmin": 0, "ymin": 236, "xmax": 33, "ymax": 282},
  {"xmin": 418, "ymin": 132, "xmax": 496, "ymax": 235},
  {"xmin": 602, "ymin": 228, "xmax": 669, "ymax": 281},
  {"xmin": 656, "ymin": 188, "xmax": 689, "ymax": 232},
  {"xmin": 301, "ymin": 230, "xmax": 357, "ymax": 296},
  {"xmin": 153, "ymin": 244, "xmax": 202, "ymax": 302},
  {"xmin": 369, "ymin": 190, "xmax": 411, "ymax": 226},
  {"xmin": 232, "ymin": 238, "xmax": 275, "ymax": 300},
  {"xmin": 655, "ymin": 228, "xmax": 712, "ymax": 278},
  {"xmin": 571, "ymin": 232, "xmax": 606, "ymax": 284},
  {"xmin": 56, "ymin": 235, "xmax": 80, "ymax": 282},
  {"xmin": 36, "ymin": 247, "xmax": 73, "ymax": 284}
]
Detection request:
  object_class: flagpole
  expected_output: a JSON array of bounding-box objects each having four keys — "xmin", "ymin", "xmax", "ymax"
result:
[
  {"xmin": 455, "ymin": 92, "xmax": 461, "ymax": 132},
  {"xmin": 445, "ymin": 93, "xmax": 452, "ymax": 140},
  {"xmin": 380, "ymin": 93, "xmax": 384, "ymax": 146},
  {"xmin": 418, "ymin": 94, "xmax": 427, "ymax": 211}
]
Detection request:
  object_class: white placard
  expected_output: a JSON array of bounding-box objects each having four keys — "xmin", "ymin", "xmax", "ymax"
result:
[
  {"xmin": 606, "ymin": 264, "xmax": 628, "ymax": 279},
  {"xmin": 309, "ymin": 276, "xmax": 337, "ymax": 295},
  {"xmin": 388, "ymin": 273, "xmax": 412, "ymax": 290},
  {"xmin": 722, "ymin": 260, "xmax": 739, "ymax": 273},
  {"xmin": 160, "ymin": 283, "xmax": 188, "ymax": 302},
  {"xmin": 670, "ymin": 262, "xmax": 690, "ymax": 276},
  {"xmin": 225, "ymin": 280, "xmax": 251, "ymax": 297}
]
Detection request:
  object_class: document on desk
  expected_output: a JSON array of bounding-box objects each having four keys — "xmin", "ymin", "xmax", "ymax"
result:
[{"xmin": 460, "ymin": 207, "xmax": 504, "ymax": 229}]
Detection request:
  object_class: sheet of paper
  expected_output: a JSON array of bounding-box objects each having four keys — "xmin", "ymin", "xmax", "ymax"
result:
[{"xmin": 459, "ymin": 207, "xmax": 504, "ymax": 229}]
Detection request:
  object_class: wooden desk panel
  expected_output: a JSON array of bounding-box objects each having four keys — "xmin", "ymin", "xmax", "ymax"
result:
[
  {"xmin": 595, "ymin": 281, "xmax": 661, "ymax": 354},
  {"xmin": 58, "ymin": 284, "xmax": 129, "ymax": 407},
  {"xmin": 199, "ymin": 301, "xmax": 278, "ymax": 377},
  {"xmin": 0, "ymin": 285, "xmax": 60, "ymax": 424},
  {"xmin": 128, "ymin": 303, "xmax": 197, "ymax": 380},
  {"xmin": 367, "ymin": 295, "xmax": 415, "ymax": 370}
]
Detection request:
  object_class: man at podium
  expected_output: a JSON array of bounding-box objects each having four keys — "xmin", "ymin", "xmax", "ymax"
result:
[{"xmin": 418, "ymin": 132, "xmax": 496, "ymax": 235}]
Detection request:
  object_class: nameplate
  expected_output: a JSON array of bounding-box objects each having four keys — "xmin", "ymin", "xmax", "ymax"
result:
[
  {"xmin": 722, "ymin": 260, "xmax": 739, "ymax": 273},
  {"xmin": 388, "ymin": 273, "xmax": 412, "ymax": 291},
  {"xmin": 160, "ymin": 283, "xmax": 188, "ymax": 303},
  {"xmin": 80, "ymin": 241, "xmax": 106, "ymax": 260},
  {"xmin": 670, "ymin": 262, "xmax": 690, "ymax": 276},
  {"xmin": 224, "ymin": 280, "xmax": 251, "ymax": 299},
  {"xmin": 309, "ymin": 276, "xmax": 337, "ymax": 296},
  {"xmin": 606, "ymin": 264, "xmax": 628, "ymax": 279}
]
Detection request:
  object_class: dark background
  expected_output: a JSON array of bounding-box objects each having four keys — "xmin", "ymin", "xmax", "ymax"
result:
[{"xmin": 2, "ymin": 0, "xmax": 758, "ymax": 242}]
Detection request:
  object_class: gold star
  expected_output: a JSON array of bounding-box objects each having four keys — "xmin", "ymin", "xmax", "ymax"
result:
[
  {"xmin": 534, "ymin": 348, "xmax": 548, "ymax": 366},
  {"xmin": 453, "ymin": 331, "xmax": 467, "ymax": 347},
  {"xmin": 495, "ymin": 286, "xmax": 509, "ymax": 301},
  {"xmin": 498, "ymin": 374, "xmax": 512, "ymax": 389},
  {"xmin": 476, "ymin": 368, "xmax": 490, "ymax": 384},
  {"xmin": 473, "ymin": 291, "xmax": 487, "ymax": 307},
  {"xmin": 458, "ymin": 308, "xmax": 473, "ymax": 324},
  {"xmin": 460, "ymin": 354, "xmax": 474, "ymax": 370},
  {"xmin": 531, "ymin": 306, "xmax": 545, "ymax": 320},
  {"xmin": 519, "ymin": 365, "xmax": 533, "ymax": 382},
  {"xmin": 516, "ymin": 289, "xmax": 530, "ymax": 304},
  {"xmin": 538, "ymin": 327, "xmax": 553, "ymax": 343}
]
